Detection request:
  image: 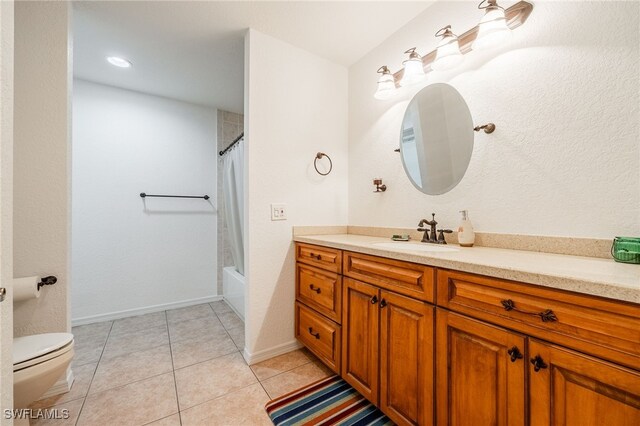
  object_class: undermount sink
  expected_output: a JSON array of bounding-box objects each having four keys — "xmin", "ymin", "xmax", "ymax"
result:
[{"xmin": 372, "ymin": 242, "xmax": 459, "ymax": 253}]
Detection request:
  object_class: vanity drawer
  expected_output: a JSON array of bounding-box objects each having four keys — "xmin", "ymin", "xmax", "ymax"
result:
[
  {"xmin": 437, "ymin": 269, "xmax": 640, "ymax": 370},
  {"xmin": 344, "ymin": 251, "xmax": 435, "ymax": 303},
  {"xmin": 296, "ymin": 263, "xmax": 342, "ymax": 323},
  {"xmin": 296, "ymin": 243, "xmax": 342, "ymax": 273},
  {"xmin": 295, "ymin": 301, "xmax": 341, "ymax": 373}
]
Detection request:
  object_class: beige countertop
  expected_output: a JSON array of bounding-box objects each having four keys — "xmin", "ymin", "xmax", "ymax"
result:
[{"xmin": 293, "ymin": 234, "xmax": 640, "ymax": 304}]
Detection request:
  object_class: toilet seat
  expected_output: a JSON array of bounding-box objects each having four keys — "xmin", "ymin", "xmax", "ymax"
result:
[{"xmin": 13, "ymin": 333, "xmax": 74, "ymax": 372}]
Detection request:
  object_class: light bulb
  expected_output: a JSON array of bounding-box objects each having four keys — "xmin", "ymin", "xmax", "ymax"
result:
[
  {"xmin": 432, "ymin": 26, "xmax": 464, "ymax": 71},
  {"xmin": 472, "ymin": 0, "xmax": 512, "ymax": 51},
  {"xmin": 400, "ymin": 48, "xmax": 426, "ymax": 87},
  {"xmin": 373, "ymin": 66, "xmax": 397, "ymax": 100},
  {"xmin": 106, "ymin": 56, "xmax": 132, "ymax": 68}
]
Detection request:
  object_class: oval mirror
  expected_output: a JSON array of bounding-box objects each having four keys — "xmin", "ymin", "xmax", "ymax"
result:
[{"xmin": 400, "ymin": 83, "xmax": 474, "ymax": 195}]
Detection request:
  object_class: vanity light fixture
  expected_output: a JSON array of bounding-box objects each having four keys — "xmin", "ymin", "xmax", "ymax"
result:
[
  {"xmin": 106, "ymin": 56, "xmax": 132, "ymax": 68},
  {"xmin": 372, "ymin": 1, "xmax": 533, "ymax": 100},
  {"xmin": 432, "ymin": 25, "xmax": 464, "ymax": 71},
  {"xmin": 472, "ymin": 0, "xmax": 512, "ymax": 51},
  {"xmin": 374, "ymin": 66, "xmax": 397, "ymax": 100},
  {"xmin": 400, "ymin": 48, "xmax": 426, "ymax": 87}
]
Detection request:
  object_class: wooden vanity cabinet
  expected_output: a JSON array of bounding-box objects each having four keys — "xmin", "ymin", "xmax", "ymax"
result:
[
  {"xmin": 379, "ymin": 289, "xmax": 434, "ymax": 426},
  {"xmin": 528, "ymin": 339, "xmax": 640, "ymax": 426},
  {"xmin": 341, "ymin": 278, "xmax": 380, "ymax": 403},
  {"xmin": 295, "ymin": 242, "xmax": 640, "ymax": 425},
  {"xmin": 295, "ymin": 243, "xmax": 343, "ymax": 374},
  {"xmin": 341, "ymin": 277, "xmax": 434, "ymax": 426},
  {"xmin": 436, "ymin": 309, "xmax": 526, "ymax": 426},
  {"xmin": 437, "ymin": 269, "xmax": 640, "ymax": 426}
]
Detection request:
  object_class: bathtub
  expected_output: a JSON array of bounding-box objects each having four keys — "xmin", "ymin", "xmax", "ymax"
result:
[{"xmin": 222, "ymin": 266, "xmax": 245, "ymax": 321}]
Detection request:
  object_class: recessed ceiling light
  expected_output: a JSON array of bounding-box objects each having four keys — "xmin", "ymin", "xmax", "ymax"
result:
[{"xmin": 106, "ymin": 56, "xmax": 132, "ymax": 68}]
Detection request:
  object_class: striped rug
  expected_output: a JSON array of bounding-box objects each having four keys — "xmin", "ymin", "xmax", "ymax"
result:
[{"xmin": 265, "ymin": 375, "xmax": 394, "ymax": 426}]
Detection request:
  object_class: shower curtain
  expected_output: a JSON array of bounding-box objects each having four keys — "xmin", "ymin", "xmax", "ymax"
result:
[{"xmin": 222, "ymin": 139, "xmax": 245, "ymax": 275}]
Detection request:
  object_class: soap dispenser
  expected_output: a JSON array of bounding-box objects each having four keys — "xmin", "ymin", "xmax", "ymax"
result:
[{"xmin": 458, "ymin": 210, "xmax": 475, "ymax": 247}]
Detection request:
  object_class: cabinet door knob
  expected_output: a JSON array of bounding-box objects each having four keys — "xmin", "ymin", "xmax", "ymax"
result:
[
  {"xmin": 530, "ymin": 355, "xmax": 548, "ymax": 372},
  {"xmin": 309, "ymin": 284, "xmax": 321, "ymax": 294},
  {"xmin": 380, "ymin": 299, "xmax": 387, "ymax": 308},
  {"xmin": 309, "ymin": 252, "xmax": 322, "ymax": 260},
  {"xmin": 308, "ymin": 327, "xmax": 320, "ymax": 339},
  {"xmin": 370, "ymin": 295, "xmax": 378, "ymax": 304},
  {"xmin": 507, "ymin": 346, "xmax": 523, "ymax": 362}
]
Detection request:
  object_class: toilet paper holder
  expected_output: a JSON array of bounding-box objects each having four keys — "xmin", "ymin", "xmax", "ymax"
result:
[{"xmin": 37, "ymin": 276, "xmax": 57, "ymax": 290}]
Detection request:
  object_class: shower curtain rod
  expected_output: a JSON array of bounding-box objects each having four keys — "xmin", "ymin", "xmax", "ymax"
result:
[{"xmin": 219, "ymin": 132, "xmax": 244, "ymax": 156}]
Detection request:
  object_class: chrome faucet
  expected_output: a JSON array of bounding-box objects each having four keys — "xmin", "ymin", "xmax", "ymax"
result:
[{"xmin": 417, "ymin": 213, "xmax": 453, "ymax": 244}]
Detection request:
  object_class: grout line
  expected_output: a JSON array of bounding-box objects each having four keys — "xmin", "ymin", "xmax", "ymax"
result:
[
  {"xmin": 75, "ymin": 320, "xmax": 114, "ymax": 426},
  {"xmin": 71, "ymin": 306, "xmax": 242, "ymax": 425},
  {"xmin": 248, "ymin": 358, "xmax": 273, "ymax": 400},
  {"xmin": 165, "ymin": 310, "xmax": 184, "ymax": 426},
  {"xmin": 178, "ymin": 381, "xmax": 259, "ymax": 420}
]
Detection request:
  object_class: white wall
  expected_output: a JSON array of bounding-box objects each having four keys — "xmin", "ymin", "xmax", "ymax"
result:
[
  {"xmin": 349, "ymin": 1, "xmax": 640, "ymax": 238},
  {"xmin": 13, "ymin": 1, "xmax": 72, "ymax": 337},
  {"xmin": 0, "ymin": 0, "xmax": 14, "ymax": 412},
  {"xmin": 245, "ymin": 29, "xmax": 348, "ymax": 360},
  {"xmin": 72, "ymin": 80, "xmax": 218, "ymax": 322}
]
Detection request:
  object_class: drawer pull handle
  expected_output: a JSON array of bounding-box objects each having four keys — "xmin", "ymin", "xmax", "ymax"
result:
[
  {"xmin": 530, "ymin": 355, "xmax": 548, "ymax": 372},
  {"xmin": 308, "ymin": 327, "xmax": 320, "ymax": 339},
  {"xmin": 380, "ymin": 298, "xmax": 387, "ymax": 308},
  {"xmin": 309, "ymin": 284, "xmax": 321, "ymax": 294},
  {"xmin": 507, "ymin": 346, "xmax": 523, "ymax": 363},
  {"xmin": 370, "ymin": 295, "xmax": 378, "ymax": 304},
  {"xmin": 309, "ymin": 252, "xmax": 322, "ymax": 260},
  {"xmin": 500, "ymin": 299, "xmax": 558, "ymax": 323}
]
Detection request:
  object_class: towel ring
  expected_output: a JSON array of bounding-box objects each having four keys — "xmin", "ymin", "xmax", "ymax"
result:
[{"xmin": 314, "ymin": 152, "xmax": 332, "ymax": 176}]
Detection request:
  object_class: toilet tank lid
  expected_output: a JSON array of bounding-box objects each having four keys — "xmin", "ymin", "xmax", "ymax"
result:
[{"xmin": 13, "ymin": 333, "xmax": 74, "ymax": 365}]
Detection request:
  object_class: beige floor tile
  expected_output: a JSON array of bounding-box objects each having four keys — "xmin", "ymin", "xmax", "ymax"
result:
[
  {"xmin": 251, "ymin": 349, "xmax": 314, "ymax": 381},
  {"xmin": 110, "ymin": 311, "xmax": 167, "ymax": 335},
  {"xmin": 89, "ymin": 345, "xmax": 173, "ymax": 394},
  {"xmin": 30, "ymin": 397, "xmax": 84, "ymax": 426},
  {"xmin": 168, "ymin": 315, "xmax": 226, "ymax": 343},
  {"xmin": 144, "ymin": 413, "xmax": 181, "ymax": 426},
  {"xmin": 226, "ymin": 325, "xmax": 245, "ymax": 351},
  {"xmin": 166, "ymin": 303, "xmax": 215, "ymax": 324},
  {"xmin": 31, "ymin": 363, "xmax": 97, "ymax": 409},
  {"xmin": 174, "ymin": 352, "xmax": 257, "ymax": 410},
  {"xmin": 72, "ymin": 321, "xmax": 112, "ymax": 341},
  {"xmin": 217, "ymin": 311, "xmax": 244, "ymax": 330},
  {"xmin": 170, "ymin": 333, "xmax": 238, "ymax": 369},
  {"xmin": 102, "ymin": 324, "xmax": 169, "ymax": 359},
  {"xmin": 180, "ymin": 383, "xmax": 272, "ymax": 426},
  {"xmin": 209, "ymin": 300, "xmax": 234, "ymax": 314},
  {"xmin": 78, "ymin": 373, "xmax": 178, "ymax": 426},
  {"xmin": 72, "ymin": 340, "xmax": 105, "ymax": 367},
  {"xmin": 260, "ymin": 361, "xmax": 334, "ymax": 399}
]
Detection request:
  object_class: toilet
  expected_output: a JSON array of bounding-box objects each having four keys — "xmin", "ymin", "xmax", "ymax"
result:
[{"xmin": 13, "ymin": 333, "xmax": 74, "ymax": 423}]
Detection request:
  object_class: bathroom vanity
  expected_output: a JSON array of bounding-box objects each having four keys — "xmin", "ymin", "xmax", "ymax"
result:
[{"xmin": 293, "ymin": 235, "xmax": 640, "ymax": 426}]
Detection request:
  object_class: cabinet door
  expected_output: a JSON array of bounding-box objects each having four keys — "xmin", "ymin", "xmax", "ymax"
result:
[
  {"xmin": 342, "ymin": 278, "xmax": 380, "ymax": 404},
  {"xmin": 529, "ymin": 339, "xmax": 640, "ymax": 426},
  {"xmin": 436, "ymin": 309, "xmax": 526, "ymax": 426},
  {"xmin": 379, "ymin": 290, "xmax": 434, "ymax": 426}
]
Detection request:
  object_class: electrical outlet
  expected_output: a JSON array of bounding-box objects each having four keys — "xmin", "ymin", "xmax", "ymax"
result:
[{"xmin": 271, "ymin": 203, "xmax": 287, "ymax": 221}]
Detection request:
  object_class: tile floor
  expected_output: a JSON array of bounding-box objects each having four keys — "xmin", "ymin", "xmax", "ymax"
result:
[{"xmin": 31, "ymin": 301, "xmax": 332, "ymax": 426}]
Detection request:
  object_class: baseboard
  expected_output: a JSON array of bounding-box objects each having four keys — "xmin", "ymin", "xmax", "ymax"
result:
[
  {"xmin": 222, "ymin": 297, "xmax": 245, "ymax": 322},
  {"xmin": 41, "ymin": 366, "xmax": 74, "ymax": 399},
  {"xmin": 242, "ymin": 340, "xmax": 303, "ymax": 365},
  {"xmin": 71, "ymin": 295, "xmax": 223, "ymax": 326}
]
